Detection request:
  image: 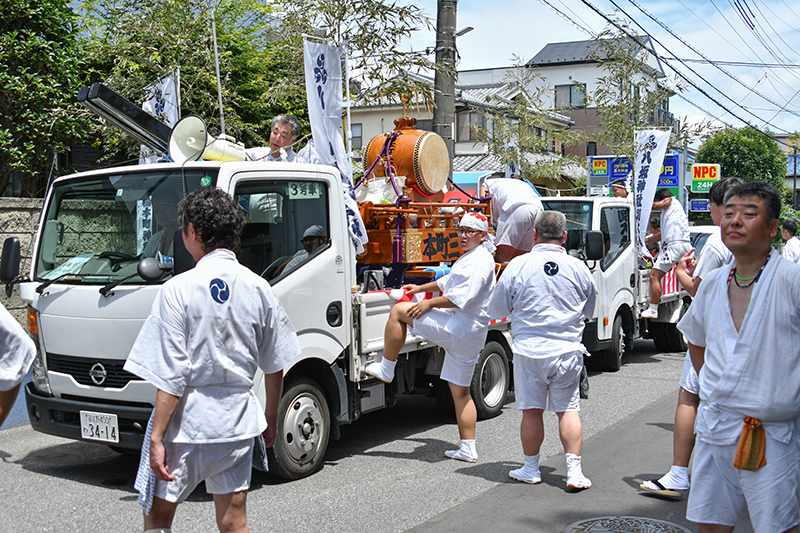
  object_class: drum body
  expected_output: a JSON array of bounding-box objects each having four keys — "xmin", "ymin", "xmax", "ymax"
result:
[{"xmin": 365, "ymin": 117, "xmax": 450, "ymax": 198}]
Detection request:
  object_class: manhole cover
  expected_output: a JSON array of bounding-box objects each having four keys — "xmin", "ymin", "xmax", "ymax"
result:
[{"xmin": 564, "ymin": 516, "xmax": 693, "ymax": 533}]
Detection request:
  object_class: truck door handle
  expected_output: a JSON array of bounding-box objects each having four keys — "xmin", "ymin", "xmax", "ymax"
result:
[
  {"xmin": 630, "ymin": 273, "xmax": 636, "ymax": 288},
  {"xmin": 326, "ymin": 301, "xmax": 343, "ymax": 327}
]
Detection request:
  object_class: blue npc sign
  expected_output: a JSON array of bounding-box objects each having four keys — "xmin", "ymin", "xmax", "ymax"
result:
[{"xmin": 589, "ymin": 154, "xmax": 679, "ymax": 187}]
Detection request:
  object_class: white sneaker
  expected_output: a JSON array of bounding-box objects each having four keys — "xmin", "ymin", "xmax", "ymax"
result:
[
  {"xmin": 641, "ymin": 306, "xmax": 658, "ymax": 319},
  {"xmin": 364, "ymin": 362, "xmax": 391, "ymax": 383},
  {"xmin": 444, "ymin": 448, "xmax": 477, "ymax": 463},
  {"xmin": 567, "ymin": 473, "xmax": 592, "ymax": 490},
  {"xmin": 509, "ymin": 467, "xmax": 541, "ymax": 484}
]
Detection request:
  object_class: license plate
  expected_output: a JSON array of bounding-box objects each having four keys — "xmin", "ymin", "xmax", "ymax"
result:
[{"xmin": 79, "ymin": 411, "xmax": 119, "ymax": 443}]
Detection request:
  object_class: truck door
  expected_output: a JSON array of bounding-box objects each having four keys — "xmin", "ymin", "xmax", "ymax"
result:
[
  {"xmin": 595, "ymin": 204, "xmax": 635, "ymax": 340},
  {"xmin": 230, "ymin": 171, "xmax": 352, "ymax": 362}
]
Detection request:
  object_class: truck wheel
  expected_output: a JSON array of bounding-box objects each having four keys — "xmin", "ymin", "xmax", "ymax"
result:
[
  {"xmin": 601, "ymin": 315, "xmax": 625, "ymax": 372},
  {"xmin": 267, "ymin": 377, "xmax": 330, "ymax": 480},
  {"xmin": 665, "ymin": 302, "xmax": 689, "ymax": 352},
  {"xmin": 470, "ymin": 341, "xmax": 510, "ymax": 419},
  {"xmin": 650, "ymin": 323, "xmax": 671, "ymax": 352}
]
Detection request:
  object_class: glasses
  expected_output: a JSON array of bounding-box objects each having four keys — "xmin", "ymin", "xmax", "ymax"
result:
[{"xmin": 455, "ymin": 228, "xmax": 479, "ymax": 236}]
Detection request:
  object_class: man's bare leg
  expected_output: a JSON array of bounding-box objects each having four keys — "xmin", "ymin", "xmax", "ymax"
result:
[
  {"xmin": 365, "ymin": 302, "xmax": 413, "ymax": 382},
  {"xmin": 508, "ymin": 409, "xmax": 545, "ymax": 484},
  {"xmin": 443, "ymin": 383, "xmax": 478, "ymax": 462},
  {"xmin": 558, "ymin": 410, "xmax": 591, "ymax": 489},
  {"xmin": 213, "ymin": 491, "xmax": 249, "ymax": 533},
  {"xmin": 643, "ymin": 268, "xmax": 666, "ymax": 317},
  {"xmin": 144, "ymin": 497, "xmax": 178, "ymax": 531}
]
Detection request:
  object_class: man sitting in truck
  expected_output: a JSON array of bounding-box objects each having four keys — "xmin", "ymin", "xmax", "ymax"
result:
[
  {"xmin": 364, "ymin": 211, "xmax": 496, "ymax": 463},
  {"xmin": 124, "ymin": 187, "xmax": 299, "ymax": 533},
  {"xmin": 281, "ymin": 224, "xmax": 327, "ymax": 273},
  {"xmin": 642, "ymin": 188, "xmax": 690, "ymax": 318}
]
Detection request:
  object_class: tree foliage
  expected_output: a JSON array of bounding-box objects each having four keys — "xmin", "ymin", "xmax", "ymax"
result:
[
  {"xmin": 79, "ymin": 0, "xmax": 306, "ymax": 165},
  {"xmin": 695, "ymin": 126, "xmax": 788, "ymax": 193},
  {"xmin": 0, "ymin": 0, "xmax": 88, "ymax": 196},
  {"xmin": 475, "ymin": 59, "xmax": 587, "ymax": 183}
]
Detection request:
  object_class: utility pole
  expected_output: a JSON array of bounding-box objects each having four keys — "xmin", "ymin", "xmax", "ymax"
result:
[{"xmin": 433, "ymin": 0, "xmax": 457, "ymax": 162}]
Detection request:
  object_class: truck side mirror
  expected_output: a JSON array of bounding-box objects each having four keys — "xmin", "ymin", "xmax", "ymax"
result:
[
  {"xmin": 1, "ymin": 237, "xmax": 21, "ymax": 297},
  {"xmin": 172, "ymin": 227, "xmax": 196, "ymax": 275},
  {"xmin": 137, "ymin": 257, "xmax": 164, "ymax": 282},
  {"xmin": 585, "ymin": 230, "xmax": 605, "ymax": 261}
]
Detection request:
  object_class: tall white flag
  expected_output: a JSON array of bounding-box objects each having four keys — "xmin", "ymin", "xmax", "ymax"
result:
[
  {"xmin": 139, "ymin": 71, "xmax": 180, "ymax": 164},
  {"xmin": 303, "ymin": 37, "xmax": 367, "ymax": 254},
  {"xmin": 633, "ymin": 129, "xmax": 671, "ymax": 257}
]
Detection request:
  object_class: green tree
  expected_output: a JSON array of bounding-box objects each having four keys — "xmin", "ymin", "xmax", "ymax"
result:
[
  {"xmin": 695, "ymin": 126, "xmax": 788, "ymax": 193},
  {"xmin": 80, "ymin": 0, "xmax": 303, "ymax": 165},
  {"xmin": 0, "ymin": 0, "xmax": 88, "ymax": 196}
]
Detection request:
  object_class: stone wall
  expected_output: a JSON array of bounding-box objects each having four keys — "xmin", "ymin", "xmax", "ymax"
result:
[{"xmin": 0, "ymin": 198, "xmax": 44, "ymax": 326}]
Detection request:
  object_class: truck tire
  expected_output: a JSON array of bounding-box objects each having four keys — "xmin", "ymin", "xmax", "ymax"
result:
[
  {"xmin": 267, "ymin": 377, "xmax": 330, "ymax": 480},
  {"xmin": 601, "ymin": 315, "xmax": 625, "ymax": 372},
  {"xmin": 665, "ymin": 302, "xmax": 689, "ymax": 352},
  {"xmin": 470, "ymin": 341, "xmax": 510, "ymax": 419},
  {"xmin": 650, "ymin": 323, "xmax": 671, "ymax": 352}
]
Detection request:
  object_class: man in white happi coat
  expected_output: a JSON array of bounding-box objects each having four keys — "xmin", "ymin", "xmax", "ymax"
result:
[
  {"xmin": 365, "ymin": 211, "xmax": 496, "ymax": 463},
  {"xmin": 640, "ymin": 176, "xmax": 741, "ymax": 499},
  {"xmin": 480, "ymin": 177, "xmax": 543, "ymax": 263},
  {"xmin": 247, "ymin": 114, "xmax": 306, "ymax": 224},
  {"xmin": 0, "ymin": 304, "xmax": 37, "ymax": 427},
  {"xmin": 643, "ymin": 188, "xmax": 691, "ymax": 318},
  {"xmin": 678, "ymin": 181, "xmax": 800, "ymax": 533},
  {"xmin": 488, "ymin": 210, "xmax": 597, "ymax": 490},
  {"xmin": 782, "ymin": 219, "xmax": 800, "ymax": 264},
  {"xmin": 124, "ymin": 187, "xmax": 300, "ymax": 533}
]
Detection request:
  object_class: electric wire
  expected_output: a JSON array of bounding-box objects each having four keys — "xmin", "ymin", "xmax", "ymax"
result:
[{"xmin": 625, "ymin": 0, "xmax": 800, "ymax": 121}]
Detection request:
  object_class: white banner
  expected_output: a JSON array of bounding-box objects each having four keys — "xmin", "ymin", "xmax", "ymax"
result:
[
  {"xmin": 633, "ymin": 129, "xmax": 671, "ymax": 257},
  {"xmin": 139, "ymin": 71, "xmax": 180, "ymax": 164},
  {"xmin": 303, "ymin": 37, "xmax": 367, "ymax": 254}
]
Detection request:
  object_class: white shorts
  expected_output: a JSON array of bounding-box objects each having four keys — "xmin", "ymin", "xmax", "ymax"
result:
[
  {"xmin": 654, "ymin": 241, "xmax": 692, "ymax": 272},
  {"xmin": 412, "ymin": 310, "xmax": 480, "ymax": 388},
  {"xmin": 687, "ymin": 437, "xmax": 800, "ymax": 531},
  {"xmin": 496, "ymin": 205, "xmax": 539, "ymax": 251},
  {"xmin": 513, "ymin": 351, "xmax": 583, "ymax": 412},
  {"xmin": 154, "ymin": 439, "xmax": 254, "ymax": 503},
  {"xmin": 679, "ymin": 352, "xmax": 699, "ymax": 396}
]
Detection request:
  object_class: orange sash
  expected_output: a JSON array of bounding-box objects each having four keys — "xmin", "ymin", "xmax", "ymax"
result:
[{"xmin": 733, "ymin": 417, "xmax": 767, "ymax": 471}]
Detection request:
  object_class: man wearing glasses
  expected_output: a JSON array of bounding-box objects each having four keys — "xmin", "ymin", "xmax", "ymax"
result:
[
  {"xmin": 365, "ymin": 212, "xmax": 496, "ymax": 463},
  {"xmin": 282, "ymin": 225, "xmax": 327, "ymax": 273}
]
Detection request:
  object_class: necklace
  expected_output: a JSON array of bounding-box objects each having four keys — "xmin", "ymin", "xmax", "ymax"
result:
[{"xmin": 729, "ymin": 254, "xmax": 771, "ymax": 288}]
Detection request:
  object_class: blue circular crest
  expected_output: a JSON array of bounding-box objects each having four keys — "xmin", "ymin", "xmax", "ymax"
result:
[
  {"xmin": 209, "ymin": 278, "xmax": 230, "ymax": 303},
  {"xmin": 543, "ymin": 261, "xmax": 559, "ymax": 276}
]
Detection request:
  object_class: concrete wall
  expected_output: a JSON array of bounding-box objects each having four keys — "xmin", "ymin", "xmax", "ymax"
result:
[{"xmin": 0, "ymin": 198, "xmax": 44, "ymax": 327}]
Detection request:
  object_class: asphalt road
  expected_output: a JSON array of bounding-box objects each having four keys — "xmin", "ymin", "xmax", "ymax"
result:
[{"xmin": 0, "ymin": 340, "xmax": 691, "ymax": 532}]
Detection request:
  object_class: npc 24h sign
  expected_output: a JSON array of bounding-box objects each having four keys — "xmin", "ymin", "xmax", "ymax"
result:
[{"xmin": 691, "ymin": 163, "xmax": 720, "ymax": 193}]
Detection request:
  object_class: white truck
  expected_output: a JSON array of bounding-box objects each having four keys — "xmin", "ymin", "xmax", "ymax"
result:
[
  {"xmin": 0, "ymin": 160, "xmax": 513, "ymax": 480},
  {"xmin": 541, "ymin": 195, "xmax": 690, "ymax": 372}
]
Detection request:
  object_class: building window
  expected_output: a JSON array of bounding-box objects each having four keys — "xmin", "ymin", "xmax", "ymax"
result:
[
  {"xmin": 456, "ymin": 111, "xmax": 484, "ymax": 141},
  {"xmin": 351, "ymin": 123, "xmax": 362, "ymax": 150},
  {"xmin": 586, "ymin": 142, "xmax": 597, "ymax": 156},
  {"xmin": 555, "ymin": 83, "xmax": 585, "ymax": 109}
]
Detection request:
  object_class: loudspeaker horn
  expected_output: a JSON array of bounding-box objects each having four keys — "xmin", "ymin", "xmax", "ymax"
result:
[{"xmin": 168, "ymin": 115, "xmax": 246, "ymax": 164}]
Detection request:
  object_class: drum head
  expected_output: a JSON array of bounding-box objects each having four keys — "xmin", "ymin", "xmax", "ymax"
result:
[{"xmin": 413, "ymin": 132, "xmax": 450, "ymax": 195}]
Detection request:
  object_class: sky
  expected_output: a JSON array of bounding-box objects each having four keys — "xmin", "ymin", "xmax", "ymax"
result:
[{"xmin": 396, "ymin": 0, "xmax": 800, "ymax": 141}]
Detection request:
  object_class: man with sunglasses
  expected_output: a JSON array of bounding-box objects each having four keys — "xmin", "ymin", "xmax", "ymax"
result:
[{"xmin": 282, "ymin": 225, "xmax": 327, "ymax": 273}]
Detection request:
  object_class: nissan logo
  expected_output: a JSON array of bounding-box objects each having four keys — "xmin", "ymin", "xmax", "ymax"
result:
[{"xmin": 89, "ymin": 363, "xmax": 108, "ymax": 386}]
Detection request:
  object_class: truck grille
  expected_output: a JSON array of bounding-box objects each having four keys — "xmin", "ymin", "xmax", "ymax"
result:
[{"xmin": 46, "ymin": 353, "xmax": 143, "ymax": 388}]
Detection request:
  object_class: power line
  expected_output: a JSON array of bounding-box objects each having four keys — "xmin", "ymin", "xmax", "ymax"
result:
[
  {"xmin": 578, "ymin": 0, "xmax": 793, "ymax": 140},
  {"xmin": 661, "ymin": 58, "xmax": 800, "ymax": 69},
  {"xmin": 625, "ymin": 0, "xmax": 800, "ymax": 122}
]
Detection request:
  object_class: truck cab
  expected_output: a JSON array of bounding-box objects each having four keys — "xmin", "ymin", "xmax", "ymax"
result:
[{"xmin": 542, "ymin": 196, "xmax": 689, "ymax": 371}]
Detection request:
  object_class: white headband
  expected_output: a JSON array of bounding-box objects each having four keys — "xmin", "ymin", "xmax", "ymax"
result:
[{"xmin": 459, "ymin": 212, "xmax": 489, "ymax": 232}]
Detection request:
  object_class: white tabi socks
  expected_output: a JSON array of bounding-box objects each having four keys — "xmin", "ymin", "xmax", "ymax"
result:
[
  {"xmin": 509, "ymin": 453, "xmax": 541, "ymax": 484},
  {"xmin": 566, "ymin": 453, "xmax": 591, "ymax": 490},
  {"xmin": 364, "ymin": 357, "xmax": 396, "ymax": 383},
  {"xmin": 444, "ymin": 439, "xmax": 477, "ymax": 463}
]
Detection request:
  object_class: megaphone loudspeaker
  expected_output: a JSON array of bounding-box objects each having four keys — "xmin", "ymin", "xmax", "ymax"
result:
[{"xmin": 168, "ymin": 115, "xmax": 246, "ymax": 164}]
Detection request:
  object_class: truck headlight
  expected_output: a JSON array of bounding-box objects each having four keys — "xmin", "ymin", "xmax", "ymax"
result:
[{"xmin": 30, "ymin": 354, "xmax": 52, "ymax": 396}]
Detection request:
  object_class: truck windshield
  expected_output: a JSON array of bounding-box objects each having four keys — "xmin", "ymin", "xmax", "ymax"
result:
[
  {"xmin": 541, "ymin": 200, "xmax": 593, "ymax": 257},
  {"xmin": 35, "ymin": 169, "xmax": 218, "ymax": 284}
]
